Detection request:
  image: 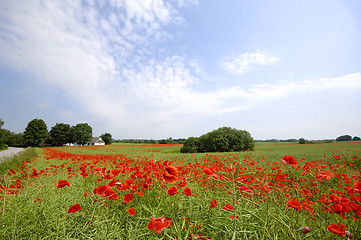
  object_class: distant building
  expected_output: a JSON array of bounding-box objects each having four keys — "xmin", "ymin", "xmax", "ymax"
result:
[
  {"xmin": 63, "ymin": 137, "xmax": 105, "ymax": 146},
  {"xmin": 88, "ymin": 137, "xmax": 105, "ymax": 146}
]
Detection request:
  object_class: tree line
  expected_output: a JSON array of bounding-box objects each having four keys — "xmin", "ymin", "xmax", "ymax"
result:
[{"xmin": 0, "ymin": 118, "xmax": 112, "ymax": 148}]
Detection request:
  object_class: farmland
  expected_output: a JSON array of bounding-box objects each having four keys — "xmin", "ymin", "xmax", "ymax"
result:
[{"xmin": 0, "ymin": 142, "xmax": 360, "ymax": 239}]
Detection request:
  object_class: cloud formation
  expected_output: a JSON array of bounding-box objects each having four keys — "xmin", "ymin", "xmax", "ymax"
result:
[
  {"xmin": 221, "ymin": 50, "xmax": 279, "ymax": 74},
  {"xmin": 0, "ymin": 1, "xmax": 360, "ymax": 138}
]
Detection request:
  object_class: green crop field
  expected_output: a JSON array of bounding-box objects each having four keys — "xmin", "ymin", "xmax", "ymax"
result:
[{"xmin": 0, "ymin": 142, "xmax": 360, "ymax": 239}]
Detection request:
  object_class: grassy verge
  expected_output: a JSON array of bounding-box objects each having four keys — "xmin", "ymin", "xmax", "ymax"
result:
[{"xmin": 0, "ymin": 148, "xmax": 40, "ymax": 176}]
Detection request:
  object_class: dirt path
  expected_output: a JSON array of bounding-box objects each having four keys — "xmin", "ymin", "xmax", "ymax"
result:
[{"xmin": 0, "ymin": 147, "xmax": 24, "ymax": 162}]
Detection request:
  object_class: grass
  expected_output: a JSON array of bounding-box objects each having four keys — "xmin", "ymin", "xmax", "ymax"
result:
[{"xmin": 0, "ymin": 142, "xmax": 360, "ymax": 239}]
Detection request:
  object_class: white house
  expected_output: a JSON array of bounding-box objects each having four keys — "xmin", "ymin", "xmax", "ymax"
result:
[{"xmin": 88, "ymin": 137, "xmax": 105, "ymax": 146}]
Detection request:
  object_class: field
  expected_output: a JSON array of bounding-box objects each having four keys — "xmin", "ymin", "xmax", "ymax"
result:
[{"xmin": 0, "ymin": 142, "xmax": 360, "ymax": 239}]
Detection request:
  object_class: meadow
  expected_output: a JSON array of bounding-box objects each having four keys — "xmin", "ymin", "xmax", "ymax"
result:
[{"xmin": 0, "ymin": 142, "xmax": 360, "ymax": 239}]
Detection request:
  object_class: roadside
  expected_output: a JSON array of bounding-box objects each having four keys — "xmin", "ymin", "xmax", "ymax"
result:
[{"xmin": 0, "ymin": 147, "xmax": 24, "ymax": 162}]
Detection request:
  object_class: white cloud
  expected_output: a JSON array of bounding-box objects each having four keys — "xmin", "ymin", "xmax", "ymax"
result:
[{"xmin": 222, "ymin": 50, "xmax": 279, "ymax": 74}]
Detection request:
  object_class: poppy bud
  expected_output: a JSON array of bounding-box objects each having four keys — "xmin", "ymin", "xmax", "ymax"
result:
[{"xmin": 300, "ymin": 227, "xmax": 311, "ymax": 234}]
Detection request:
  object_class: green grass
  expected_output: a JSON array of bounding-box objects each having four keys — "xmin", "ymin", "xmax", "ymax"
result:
[{"xmin": 0, "ymin": 142, "xmax": 360, "ymax": 239}]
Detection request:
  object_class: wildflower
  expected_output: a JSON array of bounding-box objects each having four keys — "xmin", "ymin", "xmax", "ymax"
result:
[
  {"xmin": 147, "ymin": 216, "xmax": 172, "ymax": 234},
  {"xmin": 328, "ymin": 222, "xmax": 346, "ymax": 236},
  {"xmin": 56, "ymin": 180, "xmax": 70, "ymax": 188},
  {"xmin": 123, "ymin": 193, "xmax": 133, "ymax": 203},
  {"xmin": 34, "ymin": 198, "xmax": 41, "ymax": 202},
  {"xmin": 223, "ymin": 204, "xmax": 234, "ymax": 211},
  {"xmin": 329, "ymin": 194, "xmax": 341, "ymax": 202},
  {"xmin": 300, "ymin": 227, "xmax": 311, "ymax": 234},
  {"xmin": 281, "ymin": 155, "xmax": 297, "ymax": 166},
  {"xmin": 128, "ymin": 208, "xmax": 136, "ymax": 217},
  {"xmin": 68, "ymin": 203, "xmax": 82, "ymax": 213},
  {"xmin": 167, "ymin": 187, "xmax": 179, "ymax": 196},
  {"xmin": 210, "ymin": 199, "xmax": 218, "ymax": 209},
  {"xmin": 318, "ymin": 170, "xmax": 333, "ymax": 180},
  {"xmin": 288, "ymin": 198, "xmax": 302, "ymax": 210},
  {"xmin": 178, "ymin": 178, "xmax": 187, "ymax": 187},
  {"xmin": 162, "ymin": 165, "xmax": 179, "ymax": 184},
  {"xmin": 353, "ymin": 181, "xmax": 361, "ymax": 193},
  {"xmin": 184, "ymin": 187, "xmax": 192, "ymax": 196}
]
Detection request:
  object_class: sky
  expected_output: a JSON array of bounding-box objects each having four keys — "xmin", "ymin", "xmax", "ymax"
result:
[{"xmin": 0, "ymin": 0, "xmax": 361, "ymax": 140}]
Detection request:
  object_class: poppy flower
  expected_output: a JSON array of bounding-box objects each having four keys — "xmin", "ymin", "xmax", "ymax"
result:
[
  {"xmin": 123, "ymin": 193, "xmax": 133, "ymax": 203},
  {"xmin": 147, "ymin": 216, "xmax": 172, "ymax": 234},
  {"xmin": 178, "ymin": 178, "xmax": 187, "ymax": 187},
  {"xmin": 288, "ymin": 198, "xmax": 302, "ymax": 210},
  {"xmin": 328, "ymin": 222, "xmax": 347, "ymax": 236},
  {"xmin": 93, "ymin": 185, "xmax": 107, "ymax": 195},
  {"xmin": 128, "ymin": 208, "xmax": 136, "ymax": 217},
  {"xmin": 223, "ymin": 204, "xmax": 234, "ymax": 211},
  {"xmin": 329, "ymin": 194, "xmax": 341, "ymax": 203},
  {"xmin": 281, "ymin": 155, "xmax": 297, "ymax": 166},
  {"xmin": 56, "ymin": 180, "xmax": 70, "ymax": 188},
  {"xmin": 162, "ymin": 165, "xmax": 179, "ymax": 184},
  {"xmin": 210, "ymin": 199, "xmax": 218, "ymax": 209},
  {"xmin": 318, "ymin": 170, "xmax": 334, "ymax": 180},
  {"xmin": 167, "ymin": 187, "xmax": 179, "ymax": 196},
  {"xmin": 68, "ymin": 203, "xmax": 82, "ymax": 213},
  {"xmin": 34, "ymin": 198, "xmax": 41, "ymax": 202},
  {"xmin": 353, "ymin": 181, "xmax": 361, "ymax": 192},
  {"xmin": 184, "ymin": 187, "xmax": 192, "ymax": 196}
]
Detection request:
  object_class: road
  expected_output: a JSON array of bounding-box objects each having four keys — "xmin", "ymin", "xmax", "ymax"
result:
[{"xmin": 0, "ymin": 147, "xmax": 24, "ymax": 162}]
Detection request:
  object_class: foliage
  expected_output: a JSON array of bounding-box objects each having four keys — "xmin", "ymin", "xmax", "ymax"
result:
[
  {"xmin": 24, "ymin": 119, "xmax": 48, "ymax": 147},
  {"xmin": 336, "ymin": 135, "xmax": 352, "ymax": 141},
  {"xmin": 299, "ymin": 138, "xmax": 306, "ymax": 144},
  {"xmin": 352, "ymin": 136, "xmax": 360, "ymax": 141},
  {"xmin": 0, "ymin": 147, "xmax": 39, "ymax": 176},
  {"xmin": 49, "ymin": 123, "xmax": 72, "ymax": 146},
  {"xmin": 181, "ymin": 127, "xmax": 254, "ymax": 153},
  {"xmin": 100, "ymin": 133, "xmax": 112, "ymax": 145},
  {"xmin": 70, "ymin": 123, "xmax": 92, "ymax": 145},
  {"xmin": 0, "ymin": 144, "xmax": 8, "ymax": 151}
]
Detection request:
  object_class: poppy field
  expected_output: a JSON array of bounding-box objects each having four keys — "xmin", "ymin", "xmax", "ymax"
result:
[{"xmin": 0, "ymin": 142, "xmax": 361, "ymax": 239}]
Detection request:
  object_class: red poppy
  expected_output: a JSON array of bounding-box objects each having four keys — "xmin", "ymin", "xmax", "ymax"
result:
[
  {"xmin": 184, "ymin": 187, "xmax": 192, "ymax": 196},
  {"xmin": 318, "ymin": 170, "xmax": 334, "ymax": 180},
  {"xmin": 102, "ymin": 188, "xmax": 119, "ymax": 200},
  {"xmin": 178, "ymin": 178, "xmax": 187, "ymax": 187},
  {"xmin": 167, "ymin": 187, "xmax": 179, "ymax": 196},
  {"xmin": 123, "ymin": 193, "xmax": 133, "ymax": 203},
  {"xmin": 353, "ymin": 181, "xmax": 361, "ymax": 192},
  {"xmin": 128, "ymin": 208, "xmax": 136, "ymax": 217},
  {"xmin": 223, "ymin": 204, "xmax": 234, "ymax": 211},
  {"xmin": 210, "ymin": 199, "xmax": 218, "ymax": 209},
  {"xmin": 162, "ymin": 165, "xmax": 179, "ymax": 184},
  {"xmin": 281, "ymin": 155, "xmax": 297, "ymax": 166},
  {"xmin": 329, "ymin": 194, "xmax": 341, "ymax": 203},
  {"xmin": 68, "ymin": 203, "xmax": 82, "ymax": 213},
  {"xmin": 328, "ymin": 222, "xmax": 346, "ymax": 236},
  {"xmin": 93, "ymin": 185, "xmax": 107, "ymax": 195},
  {"xmin": 56, "ymin": 180, "xmax": 70, "ymax": 188},
  {"xmin": 288, "ymin": 198, "xmax": 302, "ymax": 210},
  {"xmin": 34, "ymin": 198, "xmax": 41, "ymax": 202},
  {"xmin": 147, "ymin": 216, "xmax": 172, "ymax": 234}
]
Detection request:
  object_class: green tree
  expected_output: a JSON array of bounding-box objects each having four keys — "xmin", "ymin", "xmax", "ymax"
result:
[
  {"xmin": 0, "ymin": 118, "xmax": 5, "ymax": 144},
  {"xmin": 353, "ymin": 136, "xmax": 361, "ymax": 141},
  {"xmin": 24, "ymin": 119, "xmax": 48, "ymax": 147},
  {"xmin": 100, "ymin": 133, "xmax": 112, "ymax": 145},
  {"xmin": 299, "ymin": 138, "xmax": 306, "ymax": 144},
  {"xmin": 180, "ymin": 137, "xmax": 199, "ymax": 153},
  {"xmin": 49, "ymin": 123, "xmax": 71, "ymax": 146},
  {"xmin": 180, "ymin": 127, "xmax": 254, "ymax": 153},
  {"xmin": 336, "ymin": 135, "xmax": 352, "ymax": 141},
  {"xmin": 71, "ymin": 123, "xmax": 92, "ymax": 145}
]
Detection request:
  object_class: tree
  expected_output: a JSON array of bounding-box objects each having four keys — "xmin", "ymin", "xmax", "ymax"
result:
[
  {"xmin": 0, "ymin": 118, "xmax": 5, "ymax": 144},
  {"xmin": 336, "ymin": 135, "xmax": 352, "ymax": 142},
  {"xmin": 180, "ymin": 127, "xmax": 254, "ymax": 153},
  {"xmin": 71, "ymin": 123, "xmax": 92, "ymax": 145},
  {"xmin": 100, "ymin": 133, "xmax": 112, "ymax": 145},
  {"xmin": 353, "ymin": 136, "xmax": 361, "ymax": 141},
  {"xmin": 49, "ymin": 123, "xmax": 71, "ymax": 146},
  {"xmin": 24, "ymin": 119, "xmax": 48, "ymax": 147},
  {"xmin": 299, "ymin": 138, "xmax": 306, "ymax": 144}
]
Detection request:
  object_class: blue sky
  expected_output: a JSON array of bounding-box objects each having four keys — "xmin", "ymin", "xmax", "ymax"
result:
[{"xmin": 1, "ymin": 0, "xmax": 360, "ymax": 140}]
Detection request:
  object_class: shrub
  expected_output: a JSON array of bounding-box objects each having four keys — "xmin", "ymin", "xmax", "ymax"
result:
[
  {"xmin": 181, "ymin": 127, "xmax": 254, "ymax": 153},
  {"xmin": 299, "ymin": 138, "xmax": 306, "ymax": 144},
  {"xmin": 336, "ymin": 135, "xmax": 352, "ymax": 142}
]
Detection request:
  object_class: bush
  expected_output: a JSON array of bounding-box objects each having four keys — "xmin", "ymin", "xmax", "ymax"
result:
[
  {"xmin": 0, "ymin": 144, "xmax": 8, "ymax": 151},
  {"xmin": 352, "ymin": 136, "xmax": 361, "ymax": 141},
  {"xmin": 299, "ymin": 138, "xmax": 306, "ymax": 144},
  {"xmin": 181, "ymin": 127, "xmax": 254, "ymax": 153},
  {"xmin": 336, "ymin": 135, "xmax": 352, "ymax": 142}
]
